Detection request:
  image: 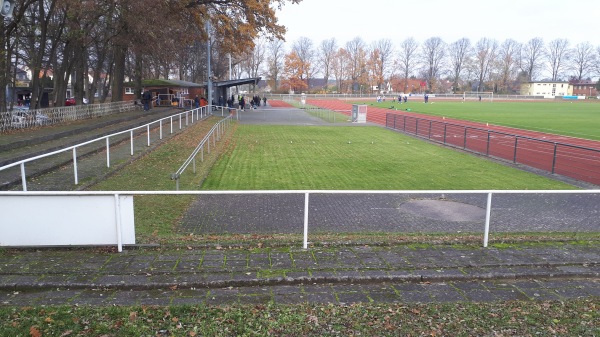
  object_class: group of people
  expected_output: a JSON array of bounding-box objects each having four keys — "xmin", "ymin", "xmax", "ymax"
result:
[
  {"xmin": 377, "ymin": 95, "xmax": 411, "ymax": 103},
  {"xmin": 233, "ymin": 95, "xmax": 267, "ymax": 110},
  {"xmin": 396, "ymin": 95, "xmax": 408, "ymax": 103},
  {"xmin": 139, "ymin": 90, "xmax": 269, "ymax": 112}
]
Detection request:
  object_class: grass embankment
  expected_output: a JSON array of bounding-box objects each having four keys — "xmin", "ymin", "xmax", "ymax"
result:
[
  {"xmin": 363, "ymin": 100, "xmax": 600, "ymax": 141},
  {"xmin": 2, "ymin": 300, "xmax": 597, "ymax": 336},
  {"xmin": 91, "ymin": 116, "xmax": 231, "ymax": 243}
]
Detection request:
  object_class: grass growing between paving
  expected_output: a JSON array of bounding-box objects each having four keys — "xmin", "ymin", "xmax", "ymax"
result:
[
  {"xmin": 362, "ymin": 100, "xmax": 600, "ymax": 140},
  {"xmin": 2, "ymin": 300, "xmax": 597, "ymax": 336}
]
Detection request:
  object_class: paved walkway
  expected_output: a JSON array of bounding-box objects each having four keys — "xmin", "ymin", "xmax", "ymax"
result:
[
  {"xmin": 0, "ymin": 102, "xmax": 598, "ymax": 306},
  {"xmin": 1, "ymin": 244, "xmax": 598, "ymax": 306}
]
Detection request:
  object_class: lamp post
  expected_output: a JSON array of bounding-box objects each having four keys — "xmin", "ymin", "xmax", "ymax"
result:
[{"xmin": 206, "ymin": 21, "xmax": 212, "ymax": 111}]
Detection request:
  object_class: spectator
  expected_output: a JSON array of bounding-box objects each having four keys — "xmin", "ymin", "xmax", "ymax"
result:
[{"xmin": 142, "ymin": 90, "xmax": 152, "ymax": 111}]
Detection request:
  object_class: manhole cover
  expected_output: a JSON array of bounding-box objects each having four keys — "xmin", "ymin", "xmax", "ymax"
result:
[{"xmin": 398, "ymin": 199, "xmax": 486, "ymax": 222}]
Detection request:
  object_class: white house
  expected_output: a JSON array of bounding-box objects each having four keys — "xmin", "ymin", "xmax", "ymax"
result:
[{"xmin": 520, "ymin": 81, "xmax": 572, "ymax": 98}]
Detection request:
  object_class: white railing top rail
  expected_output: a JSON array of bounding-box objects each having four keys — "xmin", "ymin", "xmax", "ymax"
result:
[
  {"xmin": 265, "ymin": 93, "xmax": 547, "ymax": 100},
  {"xmin": 1, "ymin": 189, "xmax": 598, "ymax": 196}
]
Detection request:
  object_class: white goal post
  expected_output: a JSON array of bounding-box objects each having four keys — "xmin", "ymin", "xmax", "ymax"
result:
[{"xmin": 463, "ymin": 91, "xmax": 494, "ymax": 101}]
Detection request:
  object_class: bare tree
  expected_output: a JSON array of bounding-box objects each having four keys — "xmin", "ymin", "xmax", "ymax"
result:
[
  {"xmin": 396, "ymin": 37, "xmax": 419, "ymax": 93},
  {"xmin": 368, "ymin": 39, "xmax": 394, "ymax": 92},
  {"xmin": 291, "ymin": 36, "xmax": 315, "ymax": 89},
  {"xmin": 317, "ymin": 38, "xmax": 337, "ymax": 91},
  {"xmin": 265, "ymin": 39, "xmax": 286, "ymax": 92},
  {"xmin": 570, "ymin": 42, "xmax": 595, "ymax": 81},
  {"xmin": 474, "ymin": 37, "xmax": 498, "ymax": 91},
  {"xmin": 241, "ymin": 39, "xmax": 266, "ymax": 93},
  {"xmin": 448, "ymin": 38, "xmax": 471, "ymax": 93},
  {"xmin": 420, "ymin": 37, "xmax": 446, "ymax": 92},
  {"xmin": 546, "ymin": 38, "xmax": 570, "ymax": 81},
  {"xmin": 596, "ymin": 46, "xmax": 600, "ymax": 77},
  {"xmin": 519, "ymin": 37, "xmax": 545, "ymax": 81},
  {"xmin": 497, "ymin": 39, "xmax": 520, "ymax": 94},
  {"xmin": 345, "ymin": 37, "xmax": 367, "ymax": 93},
  {"xmin": 332, "ymin": 47, "xmax": 350, "ymax": 93}
]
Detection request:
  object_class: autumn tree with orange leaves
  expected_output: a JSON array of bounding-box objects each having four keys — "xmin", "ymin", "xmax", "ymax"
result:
[
  {"xmin": 0, "ymin": 0, "xmax": 302, "ymax": 112},
  {"xmin": 281, "ymin": 51, "xmax": 309, "ymax": 93}
]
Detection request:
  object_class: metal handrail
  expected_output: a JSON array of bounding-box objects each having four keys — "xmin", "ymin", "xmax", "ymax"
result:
[{"xmin": 171, "ymin": 114, "xmax": 234, "ymax": 190}]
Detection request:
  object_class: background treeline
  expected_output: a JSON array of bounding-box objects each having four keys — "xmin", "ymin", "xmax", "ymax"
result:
[
  {"xmin": 3, "ymin": 0, "xmax": 599, "ymax": 112},
  {"xmin": 259, "ymin": 36, "xmax": 600, "ymax": 95}
]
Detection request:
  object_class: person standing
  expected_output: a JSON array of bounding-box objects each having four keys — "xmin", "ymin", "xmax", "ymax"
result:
[{"xmin": 142, "ymin": 89, "xmax": 152, "ymax": 111}]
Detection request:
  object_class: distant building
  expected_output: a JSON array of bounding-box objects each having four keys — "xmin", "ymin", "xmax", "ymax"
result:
[
  {"xmin": 569, "ymin": 80, "xmax": 598, "ymax": 97},
  {"xmin": 122, "ymin": 79, "xmax": 205, "ymax": 106},
  {"xmin": 519, "ymin": 81, "xmax": 572, "ymax": 98}
]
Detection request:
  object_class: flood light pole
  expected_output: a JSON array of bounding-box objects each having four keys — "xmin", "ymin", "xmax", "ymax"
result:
[{"xmin": 206, "ymin": 21, "xmax": 212, "ymax": 111}]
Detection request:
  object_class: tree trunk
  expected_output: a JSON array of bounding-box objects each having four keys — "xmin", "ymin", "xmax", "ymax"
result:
[
  {"xmin": 0, "ymin": 20, "xmax": 8, "ymax": 114},
  {"xmin": 134, "ymin": 51, "xmax": 143, "ymax": 99},
  {"xmin": 111, "ymin": 44, "xmax": 127, "ymax": 102},
  {"xmin": 73, "ymin": 43, "xmax": 86, "ymax": 105}
]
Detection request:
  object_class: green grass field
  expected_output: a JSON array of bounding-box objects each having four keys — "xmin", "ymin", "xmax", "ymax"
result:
[
  {"xmin": 360, "ymin": 100, "xmax": 600, "ymax": 141},
  {"xmin": 202, "ymin": 125, "xmax": 575, "ymax": 190}
]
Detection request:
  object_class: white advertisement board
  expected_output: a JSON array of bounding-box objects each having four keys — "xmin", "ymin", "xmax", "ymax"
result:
[{"xmin": 0, "ymin": 195, "xmax": 135, "ymax": 247}]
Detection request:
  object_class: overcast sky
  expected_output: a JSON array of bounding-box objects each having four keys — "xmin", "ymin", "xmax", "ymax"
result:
[{"xmin": 276, "ymin": 0, "xmax": 600, "ymax": 48}]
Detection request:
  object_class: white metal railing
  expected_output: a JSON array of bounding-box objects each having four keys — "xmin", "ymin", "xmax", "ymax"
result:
[
  {"xmin": 266, "ymin": 93, "xmax": 546, "ymax": 100},
  {"xmin": 1, "ymin": 189, "xmax": 597, "ymax": 252},
  {"xmin": 1, "ymin": 101, "xmax": 141, "ymax": 132},
  {"xmin": 0, "ymin": 106, "xmax": 215, "ymax": 191},
  {"xmin": 172, "ymin": 114, "xmax": 234, "ymax": 190}
]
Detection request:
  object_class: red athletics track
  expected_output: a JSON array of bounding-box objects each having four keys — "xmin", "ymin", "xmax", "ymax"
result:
[
  {"xmin": 267, "ymin": 100, "xmax": 295, "ymax": 108},
  {"xmin": 307, "ymin": 99, "xmax": 600, "ymax": 186}
]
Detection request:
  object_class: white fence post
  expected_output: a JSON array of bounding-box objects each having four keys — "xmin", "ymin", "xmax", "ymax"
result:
[
  {"xmin": 106, "ymin": 137, "xmax": 110, "ymax": 167},
  {"xmin": 303, "ymin": 192, "xmax": 310, "ymax": 249},
  {"xmin": 114, "ymin": 193, "xmax": 123, "ymax": 252},
  {"xmin": 130, "ymin": 130, "xmax": 134, "ymax": 155},
  {"xmin": 73, "ymin": 147, "xmax": 78, "ymax": 185},
  {"xmin": 20, "ymin": 163, "xmax": 27, "ymax": 191},
  {"xmin": 483, "ymin": 192, "xmax": 493, "ymax": 247}
]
